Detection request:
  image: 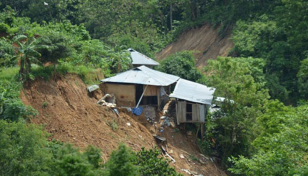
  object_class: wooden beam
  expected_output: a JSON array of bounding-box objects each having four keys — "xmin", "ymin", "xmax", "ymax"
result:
[{"xmin": 201, "ymin": 123, "xmax": 205, "ymax": 141}]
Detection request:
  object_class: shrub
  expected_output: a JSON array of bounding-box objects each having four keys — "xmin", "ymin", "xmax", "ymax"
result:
[
  {"xmin": 0, "ymin": 120, "xmax": 52, "ymax": 176},
  {"xmin": 158, "ymin": 51, "xmax": 204, "ymax": 82},
  {"xmin": 104, "ymin": 144, "xmax": 139, "ymax": 176},
  {"xmin": 136, "ymin": 147, "xmax": 180, "ymax": 176},
  {"xmin": 0, "ymin": 22, "xmax": 9, "ymax": 32}
]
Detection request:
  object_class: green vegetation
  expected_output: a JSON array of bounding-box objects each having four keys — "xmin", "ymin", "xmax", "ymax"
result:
[
  {"xmin": 104, "ymin": 144, "xmax": 139, "ymax": 176},
  {"xmin": 107, "ymin": 120, "xmax": 118, "ymax": 132},
  {"xmin": 0, "ymin": 67, "xmax": 37, "ymax": 122},
  {"xmin": 0, "ymin": 120, "xmax": 180, "ymax": 176},
  {"xmin": 158, "ymin": 51, "xmax": 204, "ymax": 82},
  {"xmin": 136, "ymin": 147, "xmax": 179, "ymax": 176},
  {"xmin": 229, "ymin": 101, "xmax": 308, "ymax": 175},
  {"xmin": 42, "ymin": 101, "xmax": 48, "ymax": 108},
  {"xmin": 202, "ymin": 57, "xmax": 269, "ymax": 167}
]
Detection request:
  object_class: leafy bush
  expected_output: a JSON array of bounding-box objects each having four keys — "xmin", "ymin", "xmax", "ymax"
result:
[
  {"xmin": 0, "ymin": 38, "xmax": 16, "ymax": 67},
  {"xmin": 84, "ymin": 145, "xmax": 103, "ymax": 169},
  {"xmin": 0, "ymin": 120, "xmax": 52, "ymax": 176},
  {"xmin": 158, "ymin": 51, "xmax": 204, "ymax": 82},
  {"xmin": 104, "ymin": 144, "xmax": 139, "ymax": 176},
  {"xmin": 229, "ymin": 101, "xmax": 308, "ymax": 175},
  {"xmin": 203, "ymin": 57, "xmax": 269, "ymax": 167},
  {"xmin": 0, "ymin": 68, "xmax": 38, "ymax": 122},
  {"xmin": 0, "ymin": 22, "xmax": 9, "ymax": 32},
  {"xmin": 50, "ymin": 144, "xmax": 98, "ymax": 176},
  {"xmin": 136, "ymin": 147, "xmax": 179, "ymax": 176}
]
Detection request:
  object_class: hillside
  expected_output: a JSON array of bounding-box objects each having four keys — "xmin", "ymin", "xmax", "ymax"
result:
[
  {"xmin": 155, "ymin": 24, "xmax": 233, "ymax": 68},
  {"xmin": 21, "ymin": 74, "xmax": 226, "ymax": 176}
]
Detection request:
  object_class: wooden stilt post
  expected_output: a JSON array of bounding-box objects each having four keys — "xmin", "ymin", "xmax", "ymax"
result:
[
  {"xmin": 201, "ymin": 123, "xmax": 205, "ymax": 141},
  {"xmin": 196, "ymin": 124, "xmax": 200, "ymax": 138}
]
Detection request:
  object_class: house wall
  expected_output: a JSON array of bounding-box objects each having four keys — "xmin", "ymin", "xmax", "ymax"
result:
[
  {"xmin": 143, "ymin": 85, "xmax": 158, "ymax": 96},
  {"xmin": 101, "ymin": 83, "xmax": 136, "ymax": 107},
  {"xmin": 176, "ymin": 100, "xmax": 206, "ymax": 124}
]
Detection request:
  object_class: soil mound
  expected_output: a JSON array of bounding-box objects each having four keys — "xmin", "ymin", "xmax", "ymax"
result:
[
  {"xmin": 21, "ymin": 74, "xmax": 226, "ymax": 175},
  {"xmin": 155, "ymin": 24, "xmax": 233, "ymax": 68}
]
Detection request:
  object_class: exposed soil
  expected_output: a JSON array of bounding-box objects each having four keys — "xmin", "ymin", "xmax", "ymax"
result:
[
  {"xmin": 155, "ymin": 24, "xmax": 234, "ymax": 68},
  {"xmin": 21, "ymin": 74, "xmax": 226, "ymax": 175}
]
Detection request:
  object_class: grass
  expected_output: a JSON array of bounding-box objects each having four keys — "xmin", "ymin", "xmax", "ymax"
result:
[
  {"xmin": 0, "ymin": 67, "xmax": 22, "ymax": 99},
  {"xmin": 42, "ymin": 101, "xmax": 48, "ymax": 108},
  {"xmin": 0, "ymin": 67, "xmax": 19, "ymax": 80},
  {"xmin": 107, "ymin": 120, "xmax": 118, "ymax": 131},
  {"xmin": 31, "ymin": 62, "xmax": 102, "ymax": 85},
  {"xmin": 189, "ymin": 154, "xmax": 199, "ymax": 162}
]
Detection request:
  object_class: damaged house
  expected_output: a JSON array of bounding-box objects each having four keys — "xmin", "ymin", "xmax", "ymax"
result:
[
  {"xmin": 100, "ymin": 65, "xmax": 180, "ymax": 109},
  {"xmin": 170, "ymin": 79, "xmax": 215, "ymax": 124}
]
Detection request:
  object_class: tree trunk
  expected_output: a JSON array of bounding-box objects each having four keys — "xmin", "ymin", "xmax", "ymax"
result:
[
  {"xmin": 19, "ymin": 58, "xmax": 24, "ymax": 80},
  {"xmin": 25, "ymin": 58, "xmax": 30, "ymax": 79},
  {"xmin": 170, "ymin": 1, "xmax": 172, "ymax": 30}
]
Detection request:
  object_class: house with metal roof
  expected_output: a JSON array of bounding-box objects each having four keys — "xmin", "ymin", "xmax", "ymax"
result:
[
  {"xmin": 128, "ymin": 48, "xmax": 159, "ymax": 68},
  {"xmin": 101, "ymin": 65, "xmax": 179, "ymax": 108},
  {"xmin": 170, "ymin": 78, "xmax": 215, "ymax": 124}
]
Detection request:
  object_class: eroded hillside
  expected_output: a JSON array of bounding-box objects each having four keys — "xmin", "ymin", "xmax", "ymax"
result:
[
  {"xmin": 156, "ymin": 24, "xmax": 233, "ymax": 68},
  {"xmin": 21, "ymin": 74, "xmax": 226, "ymax": 175}
]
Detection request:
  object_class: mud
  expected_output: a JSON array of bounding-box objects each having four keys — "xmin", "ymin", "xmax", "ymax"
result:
[
  {"xmin": 21, "ymin": 74, "xmax": 226, "ymax": 175},
  {"xmin": 155, "ymin": 24, "xmax": 234, "ymax": 68}
]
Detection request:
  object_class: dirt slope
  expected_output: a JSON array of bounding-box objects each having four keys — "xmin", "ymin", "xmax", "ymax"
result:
[
  {"xmin": 21, "ymin": 74, "xmax": 226, "ymax": 175},
  {"xmin": 155, "ymin": 24, "xmax": 233, "ymax": 68}
]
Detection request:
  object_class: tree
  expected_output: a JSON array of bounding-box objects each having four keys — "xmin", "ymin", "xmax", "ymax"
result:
[
  {"xmin": 158, "ymin": 51, "xmax": 204, "ymax": 82},
  {"xmin": 13, "ymin": 35, "xmax": 41, "ymax": 80},
  {"xmin": 297, "ymin": 57, "xmax": 308, "ymax": 100},
  {"xmin": 0, "ymin": 120, "xmax": 52, "ymax": 175},
  {"xmin": 136, "ymin": 147, "xmax": 179, "ymax": 176},
  {"xmin": 231, "ymin": 17, "xmax": 291, "ymax": 103},
  {"xmin": 229, "ymin": 101, "xmax": 308, "ymax": 175},
  {"xmin": 203, "ymin": 57, "xmax": 269, "ymax": 167},
  {"xmin": 84, "ymin": 145, "xmax": 103, "ymax": 169},
  {"xmin": 37, "ymin": 31, "xmax": 72, "ymax": 61},
  {"xmin": 104, "ymin": 144, "xmax": 139, "ymax": 176}
]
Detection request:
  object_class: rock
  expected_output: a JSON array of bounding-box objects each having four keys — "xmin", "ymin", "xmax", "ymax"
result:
[{"xmin": 180, "ymin": 154, "xmax": 185, "ymax": 159}]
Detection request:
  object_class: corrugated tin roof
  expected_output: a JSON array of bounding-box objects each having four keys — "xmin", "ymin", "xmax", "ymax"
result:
[
  {"xmin": 128, "ymin": 48, "xmax": 159, "ymax": 66},
  {"xmin": 170, "ymin": 79, "xmax": 216, "ymax": 105},
  {"xmin": 101, "ymin": 65, "xmax": 179, "ymax": 86}
]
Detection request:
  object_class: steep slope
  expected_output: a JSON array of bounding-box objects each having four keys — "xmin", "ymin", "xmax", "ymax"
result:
[
  {"xmin": 21, "ymin": 74, "xmax": 154, "ymax": 160},
  {"xmin": 21, "ymin": 74, "xmax": 226, "ymax": 175},
  {"xmin": 156, "ymin": 24, "xmax": 233, "ymax": 68}
]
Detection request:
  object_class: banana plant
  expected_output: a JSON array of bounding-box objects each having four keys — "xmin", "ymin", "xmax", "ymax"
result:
[{"xmin": 13, "ymin": 35, "xmax": 41, "ymax": 80}]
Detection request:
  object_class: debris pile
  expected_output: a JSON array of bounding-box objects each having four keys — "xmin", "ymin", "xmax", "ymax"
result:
[
  {"xmin": 143, "ymin": 106, "xmax": 156, "ymax": 123},
  {"xmin": 97, "ymin": 93, "xmax": 116, "ymax": 107}
]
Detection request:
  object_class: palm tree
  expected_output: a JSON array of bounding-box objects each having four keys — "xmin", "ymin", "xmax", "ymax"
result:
[{"xmin": 13, "ymin": 35, "xmax": 41, "ymax": 80}]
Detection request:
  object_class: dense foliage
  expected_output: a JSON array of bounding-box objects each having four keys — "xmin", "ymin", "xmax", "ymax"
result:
[
  {"xmin": 158, "ymin": 51, "xmax": 204, "ymax": 82},
  {"xmin": 229, "ymin": 101, "xmax": 308, "ymax": 175},
  {"xmin": 0, "ymin": 120, "xmax": 180, "ymax": 176},
  {"xmin": 201, "ymin": 57, "xmax": 269, "ymax": 167},
  {"xmin": 231, "ymin": 1, "xmax": 308, "ymax": 104},
  {"xmin": 136, "ymin": 147, "xmax": 179, "ymax": 176}
]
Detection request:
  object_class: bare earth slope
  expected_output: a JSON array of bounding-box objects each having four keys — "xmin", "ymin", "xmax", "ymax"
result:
[
  {"xmin": 155, "ymin": 24, "xmax": 233, "ymax": 68},
  {"xmin": 21, "ymin": 74, "xmax": 226, "ymax": 175}
]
